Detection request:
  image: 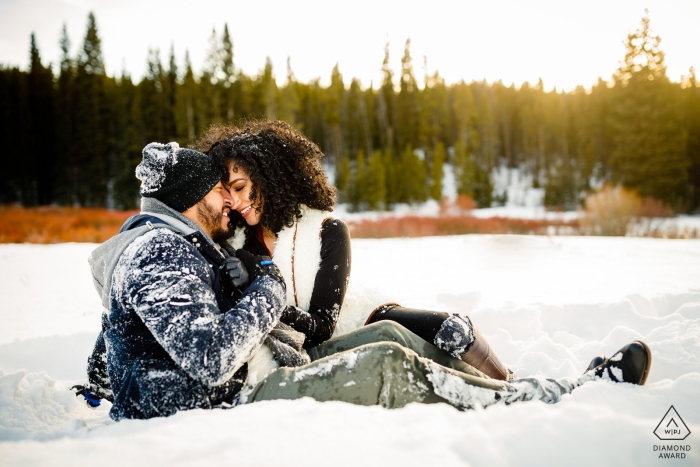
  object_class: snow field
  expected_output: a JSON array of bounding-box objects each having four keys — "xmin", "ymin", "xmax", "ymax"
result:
[{"xmin": 1, "ymin": 235, "xmax": 699, "ymax": 465}]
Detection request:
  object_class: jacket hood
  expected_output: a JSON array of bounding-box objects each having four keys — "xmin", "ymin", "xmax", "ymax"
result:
[{"xmin": 87, "ymin": 197, "xmax": 215, "ymax": 309}]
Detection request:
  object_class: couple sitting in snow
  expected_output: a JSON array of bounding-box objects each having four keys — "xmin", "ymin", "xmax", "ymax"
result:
[{"xmin": 79, "ymin": 120, "xmax": 652, "ymax": 421}]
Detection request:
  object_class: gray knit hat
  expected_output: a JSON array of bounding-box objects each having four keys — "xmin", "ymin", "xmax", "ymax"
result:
[{"xmin": 136, "ymin": 142, "xmax": 222, "ymax": 212}]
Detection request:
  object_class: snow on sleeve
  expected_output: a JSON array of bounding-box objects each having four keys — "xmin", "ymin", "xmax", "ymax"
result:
[{"xmin": 113, "ymin": 229, "xmax": 286, "ymax": 387}]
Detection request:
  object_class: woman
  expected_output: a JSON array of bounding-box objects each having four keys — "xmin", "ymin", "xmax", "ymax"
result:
[{"xmin": 193, "ymin": 120, "xmax": 513, "ymax": 381}]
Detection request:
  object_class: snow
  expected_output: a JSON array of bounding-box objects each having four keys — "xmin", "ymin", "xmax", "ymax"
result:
[
  {"xmin": 136, "ymin": 142, "xmax": 180, "ymax": 193},
  {"xmin": 1, "ymin": 235, "xmax": 700, "ymax": 465}
]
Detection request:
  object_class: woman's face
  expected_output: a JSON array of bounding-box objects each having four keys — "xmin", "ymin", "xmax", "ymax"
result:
[{"xmin": 226, "ymin": 161, "xmax": 262, "ymax": 226}]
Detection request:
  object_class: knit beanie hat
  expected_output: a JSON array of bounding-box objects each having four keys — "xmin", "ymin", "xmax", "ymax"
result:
[{"xmin": 136, "ymin": 142, "xmax": 223, "ymax": 212}]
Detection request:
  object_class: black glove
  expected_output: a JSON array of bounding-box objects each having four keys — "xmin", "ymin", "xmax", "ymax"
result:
[
  {"xmin": 235, "ymin": 249, "xmax": 285, "ymax": 285},
  {"xmin": 220, "ymin": 255, "xmax": 250, "ymax": 292},
  {"xmin": 71, "ymin": 384, "xmax": 101, "ymax": 407}
]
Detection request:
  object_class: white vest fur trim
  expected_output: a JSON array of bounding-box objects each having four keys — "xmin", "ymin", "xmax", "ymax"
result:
[
  {"xmin": 273, "ymin": 206, "xmax": 334, "ymax": 311},
  {"xmin": 228, "ymin": 226, "xmax": 246, "ymax": 251},
  {"xmin": 232, "ymin": 206, "xmax": 334, "ymax": 385}
]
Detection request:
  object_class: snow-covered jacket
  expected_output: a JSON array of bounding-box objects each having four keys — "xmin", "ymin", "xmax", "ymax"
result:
[{"xmin": 88, "ymin": 198, "xmax": 286, "ymax": 420}]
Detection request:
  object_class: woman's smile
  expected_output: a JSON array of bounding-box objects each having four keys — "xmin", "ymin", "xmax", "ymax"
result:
[{"xmin": 239, "ymin": 205, "xmax": 254, "ymax": 218}]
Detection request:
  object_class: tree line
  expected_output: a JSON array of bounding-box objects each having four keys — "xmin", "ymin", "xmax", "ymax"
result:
[{"xmin": 1, "ymin": 12, "xmax": 699, "ymax": 211}]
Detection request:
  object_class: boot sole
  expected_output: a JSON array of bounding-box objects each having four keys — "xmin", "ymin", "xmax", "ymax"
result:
[{"xmin": 633, "ymin": 340, "xmax": 652, "ymax": 385}]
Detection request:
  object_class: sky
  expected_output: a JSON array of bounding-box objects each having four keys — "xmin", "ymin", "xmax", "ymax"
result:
[{"xmin": 0, "ymin": 0, "xmax": 698, "ymax": 91}]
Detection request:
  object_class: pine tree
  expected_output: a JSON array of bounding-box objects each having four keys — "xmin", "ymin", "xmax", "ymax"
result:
[
  {"xmin": 177, "ymin": 50, "xmax": 198, "ymax": 142},
  {"xmin": 80, "ymin": 13, "xmax": 104, "ymax": 74},
  {"xmin": 201, "ymin": 27, "xmax": 222, "ymax": 123},
  {"xmin": 73, "ymin": 12, "xmax": 108, "ymax": 205},
  {"xmin": 221, "ymin": 24, "xmax": 235, "ymax": 120},
  {"xmin": 344, "ymin": 78, "xmax": 366, "ymax": 156},
  {"xmin": 396, "ymin": 39, "xmax": 420, "ymax": 151},
  {"xmin": 350, "ymin": 149, "xmax": 366, "ymax": 211},
  {"xmin": 278, "ymin": 57, "xmax": 301, "ymax": 127},
  {"xmin": 335, "ymin": 153, "xmax": 350, "ymax": 200},
  {"xmin": 54, "ymin": 23, "xmax": 75, "ymax": 204},
  {"xmin": 451, "ymin": 81, "xmax": 478, "ymax": 163},
  {"xmin": 398, "ymin": 144, "xmax": 426, "ymax": 203},
  {"xmin": 383, "ymin": 147, "xmax": 400, "ymax": 206},
  {"xmin": 164, "ymin": 44, "xmax": 178, "ymax": 140},
  {"xmin": 0, "ymin": 64, "xmax": 29, "ymax": 203},
  {"xmin": 376, "ymin": 42, "xmax": 395, "ymax": 151},
  {"xmin": 420, "ymin": 67, "xmax": 449, "ymax": 148},
  {"xmin": 454, "ymin": 140, "xmax": 474, "ymax": 196},
  {"xmin": 454, "ymin": 140, "xmax": 492, "ymax": 208},
  {"xmin": 325, "ymin": 64, "xmax": 345, "ymax": 175},
  {"xmin": 111, "ymin": 70, "xmax": 142, "ymax": 209},
  {"xmin": 141, "ymin": 48, "xmax": 168, "ymax": 143},
  {"xmin": 365, "ymin": 149, "xmax": 386, "ymax": 210},
  {"xmin": 253, "ymin": 57, "xmax": 277, "ymax": 118},
  {"xmin": 685, "ymin": 68, "xmax": 700, "ymax": 211},
  {"xmin": 609, "ymin": 11, "xmax": 688, "ymax": 204},
  {"xmin": 27, "ymin": 33, "xmax": 55, "ymax": 205},
  {"xmin": 430, "ymin": 141, "xmax": 445, "ymax": 200}
]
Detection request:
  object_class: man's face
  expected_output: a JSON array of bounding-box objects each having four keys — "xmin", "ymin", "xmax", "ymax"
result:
[{"xmin": 189, "ymin": 181, "xmax": 233, "ymax": 243}]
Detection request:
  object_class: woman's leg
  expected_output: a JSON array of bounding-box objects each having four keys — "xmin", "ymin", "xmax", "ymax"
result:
[
  {"xmin": 307, "ymin": 320, "xmax": 488, "ymax": 378},
  {"xmin": 365, "ymin": 304, "xmax": 512, "ymax": 380},
  {"xmin": 249, "ymin": 341, "xmax": 585, "ymax": 409}
]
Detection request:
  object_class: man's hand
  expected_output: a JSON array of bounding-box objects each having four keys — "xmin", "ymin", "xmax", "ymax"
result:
[
  {"xmin": 220, "ymin": 255, "xmax": 251, "ymax": 292},
  {"xmin": 235, "ymin": 249, "xmax": 285, "ymax": 285},
  {"xmin": 71, "ymin": 384, "xmax": 101, "ymax": 407}
]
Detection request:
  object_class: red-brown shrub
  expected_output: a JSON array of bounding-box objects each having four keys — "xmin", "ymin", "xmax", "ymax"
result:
[
  {"xmin": 0, "ymin": 206, "xmax": 137, "ymax": 243},
  {"xmin": 347, "ymin": 215, "xmax": 576, "ymax": 238},
  {"xmin": 439, "ymin": 195, "xmax": 477, "ymax": 216}
]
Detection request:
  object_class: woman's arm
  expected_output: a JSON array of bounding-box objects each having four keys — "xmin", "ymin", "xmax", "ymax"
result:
[{"xmin": 279, "ymin": 219, "xmax": 351, "ymax": 347}]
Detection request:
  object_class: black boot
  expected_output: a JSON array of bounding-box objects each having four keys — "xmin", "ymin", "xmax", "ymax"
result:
[
  {"xmin": 585, "ymin": 356, "xmax": 608, "ymax": 372},
  {"xmin": 365, "ymin": 304, "xmax": 512, "ymax": 381},
  {"xmin": 587, "ymin": 341, "xmax": 652, "ymax": 385}
]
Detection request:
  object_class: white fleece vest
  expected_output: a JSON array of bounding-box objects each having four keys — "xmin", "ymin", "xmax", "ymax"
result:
[
  {"xmin": 228, "ymin": 207, "xmax": 334, "ymax": 386},
  {"xmin": 229, "ymin": 206, "xmax": 389, "ymax": 386},
  {"xmin": 228, "ymin": 205, "xmax": 334, "ymax": 311}
]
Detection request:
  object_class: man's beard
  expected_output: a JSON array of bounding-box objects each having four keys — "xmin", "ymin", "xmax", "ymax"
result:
[{"xmin": 196, "ymin": 199, "xmax": 233, "ymax": 244}]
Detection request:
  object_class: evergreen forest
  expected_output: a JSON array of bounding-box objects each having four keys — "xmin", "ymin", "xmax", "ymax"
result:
[{"xmin": 1, "ymin": 12, "xmax": 699, "ymax": 212}]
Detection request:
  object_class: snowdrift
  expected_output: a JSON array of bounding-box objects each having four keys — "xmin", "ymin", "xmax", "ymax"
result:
[{"xmin": 1, "ymin": 235, "xmax": 699, "ymax": 466}]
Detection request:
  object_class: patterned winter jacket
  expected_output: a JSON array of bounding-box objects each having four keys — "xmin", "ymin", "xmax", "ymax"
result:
[{"xmin": 88, "ymin": 198, "xmax": 286, "ymax": 420}]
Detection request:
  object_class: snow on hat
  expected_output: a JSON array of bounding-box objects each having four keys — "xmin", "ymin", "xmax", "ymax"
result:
[{"xmin": 136, "ymin": 142, "xmax": 222, "ymax": 212}]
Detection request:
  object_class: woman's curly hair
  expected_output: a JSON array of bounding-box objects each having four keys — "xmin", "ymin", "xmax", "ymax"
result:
[{"xmin": 191, "ymin": 120, "xmax": 336, "ymax": 234}]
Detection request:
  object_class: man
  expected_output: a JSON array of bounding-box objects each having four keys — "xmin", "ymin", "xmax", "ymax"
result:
[
  {"xmin": 82, "ymin": 142, "xmax": 652, "ymax": 421},
  {"xmin": 83, "ymin": 141, "xmax": 287, "ymax": 419}
]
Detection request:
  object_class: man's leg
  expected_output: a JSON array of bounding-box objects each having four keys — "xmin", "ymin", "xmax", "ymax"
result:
[
  {"xmin": 248, "ymin": 341, "xmax": 585, "ymax": 410},
  {"xmin": 308, "ymin": 320, "xmax": 488, "ymax": 378}
]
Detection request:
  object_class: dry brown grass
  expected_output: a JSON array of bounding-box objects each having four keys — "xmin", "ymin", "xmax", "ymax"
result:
[
  {"xmin": 0, "ymin": 206, "xmax": 137, "ymax": 243},
  {"xmin": 347, "ymin": 215, "xmax": 576, "ymax": 238},
  {"xmin": 579, "ymin": 186, "xmax": 641, "ymax": 236},
  {"xmin": 579, "ymin": 186, "xmax": 680, "ymax": 237},
  {"xmin": 1, "ymin": 200, "xmax": 692, "ymax": 243}
]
